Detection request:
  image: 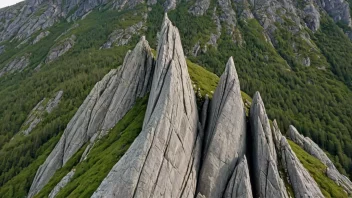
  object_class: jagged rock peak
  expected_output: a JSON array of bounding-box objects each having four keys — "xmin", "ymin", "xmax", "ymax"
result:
[
  {"xmin": 251, "ymin": 92, "xmax": 276, "ymax": 159},
  {"xmin": 279, "ymin": 136, "xmax": 324, "ymax": 197},
  {"xmin": 223, "ymin": 156, "xmax": 253, "ymax": 198},
  {"xmin": 273, "ymin": 124, "xmax": 324, "ymax": 197},
  {"xmin": 250, "ymin": 92, "xmax": 288, "ymax": 198},
  {"xmin": 27, "ymin": 36, "xmax": 155, "ymax": 198},
  {"xmin": 197, "ymin": 57, "xmax": 247, "ymax": 198},
  {"xmin": 287, "ymin": 125, "xmax": 352, "ymax": 194},
  {"xmin": 92, "ymin": 13, "xmax": 200, "ymax": 198}
]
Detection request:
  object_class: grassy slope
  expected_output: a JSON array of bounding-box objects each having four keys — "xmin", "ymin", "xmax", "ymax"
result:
[{"xmin": 288, "ymin": 139, "xmax": 348, "ymax": 198}]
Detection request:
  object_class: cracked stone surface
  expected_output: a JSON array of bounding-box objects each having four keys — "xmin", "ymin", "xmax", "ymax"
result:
[
  {"xmin": 92, "ymin": 14, "xmax": 200, "ymax": 198},
  {"xmin": 223, "ymin": 156, "xmax": 253, "ymax": 198},
  {"xmin": 250, "ymin": 92, "xmax": 288, "ymax": 198},
  {"xmin": 288, "ymin": 125, "xmax": 352, "ymax": 194},
  {"xmin": 28, "ymin": 36, "xmax": 155, "ymax": 198},
  {"xmin": 197, "ymin": 57, "xmax": 247, "ymax": 198}
]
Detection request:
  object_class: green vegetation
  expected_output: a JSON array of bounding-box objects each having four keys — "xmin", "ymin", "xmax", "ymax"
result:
[
  {"xmin": 289, "ymin": 139, "xmax": 348, "ymax": 198},
  {"xmin": 187, "ymin": 59, "xmax": 219, "ymax": 98},
  {"xmin": 0, "ymin": 6, "xmax": 147, "ymax": 195},
  {"xmin": 36, "ymin": 95, "xmax": 148, "ymax": 198}
]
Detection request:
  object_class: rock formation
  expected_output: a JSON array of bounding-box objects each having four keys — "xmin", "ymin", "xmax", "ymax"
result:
[
  {"xmin": 33, "ymin": 31, "xmax": 50, "ymax": 44},
  {"xmin": 273, "ymin": 122, "xmax": 324, "ymax": 197},
  {"xmin": 28, "ymin": 36, "xmax": 155, "ymax": 197},
  {"xmin": 197, "ymin": 57, "xmax": 247, "ymax": 198},
  {"xmin": 101, "ymin": 21, "xmax": 146, "ymax": 49},
  {"xmin": 288, "ymin": 125, "xmax": 352, "ymax": 194},
  {"xmin": 250, "ymin": 92, "xmax": 288, "ymax": 198},
  {"xmin": 223, "ymin": 156, "xmax": 253, "ymax": 198},
  {"xmin": 48, "ymin": 169, "xmax": 76, "ymax": 198},
  {"xmin": 0, "ymin": 55, "xmax": 29, "ymax": 77},
  {"xmin": 92, "ymin": 14, "xmax": 200, "ymax": 198},
  {"xmin": 21, "ymin": 90, "xmax": 63, "ymax": 135},
  {"xmin": 46, "ymin": 35, "xmax": 76, "ymax": 63}
]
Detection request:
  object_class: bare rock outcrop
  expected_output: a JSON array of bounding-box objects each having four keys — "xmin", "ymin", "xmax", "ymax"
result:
[
  {"xmin": 288, "ymin": 125, "xmax": 352, "ymax": 194},
  {"xmin": 250, "ymin": 92, "xmax": 288, "ymax": 198},
  {"xmin": 189, "ymin": 0, "xmax": 210, "ymax": 16},
  {"xmin": 33, "ymin": 31, "xmax": 50, "ymax": 44},
  {"xmin": 223, "ymin": 156, "xmax": 253, "ymax": 198},
  {"xmin": 273, "ymin": 122, "xmax": 324, "ymax": 197},
  {"xmin": 28, "ymin": 36, "xmax": 155, "ymax": 198},
  {"xmin": 92, "ymin": 14, "xmax": 200, "ymax": 198},
  {"xmin": 45, "ymin": 35, "xmax": 76, "ymax": 63},
  {"xmin": 21, "ymin": 90, "xmax": 63, "ymax": 135},
  {"xmin": 48, "ymin": 169, "xmax": 76, "ymax": 198},
  {"xmin": 101, "ymin": 21, "xmax": 145, "ymax": 49},
  {"xmin": 197, "ymin": 57, "xmax": 247, "ymax": 198},
  {"xmin": 0, "ymin": 55, "xmax": 29, "ymax": 77}
]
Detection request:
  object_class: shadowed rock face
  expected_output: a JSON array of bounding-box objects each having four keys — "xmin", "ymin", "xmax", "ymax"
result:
[
  {"xmin": 288, "ymin": 125, "xmax": 352, "ymax": 194},
  {"xmin": 197, "ymin": 57, "xmax": 247, "ymax": 198},
  {"xmin": 250, "ymin": 92, "xmax": 288, "ymax": 198},
  {"xmin": 92, "ymin": 14, "xmax": 200, "ymax": 198},
  {"xmin": 273, "ymin": 123, "xmax": 324, "ymax": 198},
  {"xmin": 28, "ymin": 36, "xmax": 155, "ymax": 198},
  {"xmin": 223, "ymin": 156, "xmax": 253, "ymax": 198}
]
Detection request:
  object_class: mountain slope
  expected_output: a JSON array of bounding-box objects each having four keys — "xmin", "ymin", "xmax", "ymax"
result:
[{"xmin": 0, "ymin": 0, "xmax": 352, "ymax": 197}]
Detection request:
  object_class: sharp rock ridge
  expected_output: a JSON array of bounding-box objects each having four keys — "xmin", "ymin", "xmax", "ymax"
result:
[
  {"xmin": 92, "ymin": 13, "xmax": 200, "ymax": 198},
  {"xmin": 27, "ymin": 36, "xmax": 155, "ymax": 198},
  {"xmin": 197, "ymin": 57, "xmax": 247, "ymax": 198}
]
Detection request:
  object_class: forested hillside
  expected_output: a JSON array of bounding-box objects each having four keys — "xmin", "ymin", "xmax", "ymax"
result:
[{"xmin": 0, "ymin": 0, "xmax": 351, "ymax": 197}]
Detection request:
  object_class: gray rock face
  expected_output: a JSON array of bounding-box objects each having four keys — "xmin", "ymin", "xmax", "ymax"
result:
[
  {"xmin": 28, "ymin": 37, "xmax": 155, "ymax": 198},
  {"xmin": 319, "ymin": 0, "xmax": 352, "ymax": 27},
  {"xmin": 92, "ymin": 14, "xmax": 200, "ymax": 198},
  {"xmin": 197, "ymin": 57, "xmax": 247, "ymax": 198},
  {"xmin": 273, "ymin": 123, "xmax": 324, "ymax": 198},
  {"xmin": 303, "ymin": 4, "xmax": 320, "ymax": 32},
  {"xmin": 46, "ymin": 35, "xmax": 76, "ymax": 63},
  {"xmin": 288, "ymin": 125, "xmax": 352, "ymax": 194},
  {"xmin": 33, "ymin": 31, "xmax": 50, "ymax": 44},
  {"xmin": 250, "ymin": 92, "xmax": 288, "ymax": 198},
  {"xmin": 189, "ymin": 0, "xmax": 210, "ymax": 16},
  {"xmin": 101, "ymin": 21, "xmax": 145, "ymax": 49},
  {"xmin": 21, "ymin": 90, "xmax": 63, "ymax": 135},
  {"xmin": 223, "ymin": 156, "xmax": 253, "ymax": 198},
  {"xmin": 0, "ymin": 55, "xmax": 29, "ymax": 77},
  {"xmin": 163, "ymin": 0, "xmax": 178, "ymax": 11},
  {"xmin": 48, "ymin": 169, "xmax": 76, "ymax": 198},
  {"xmin": 280, "ymin": 137, "xmax": 324, "ymax": 198}
]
